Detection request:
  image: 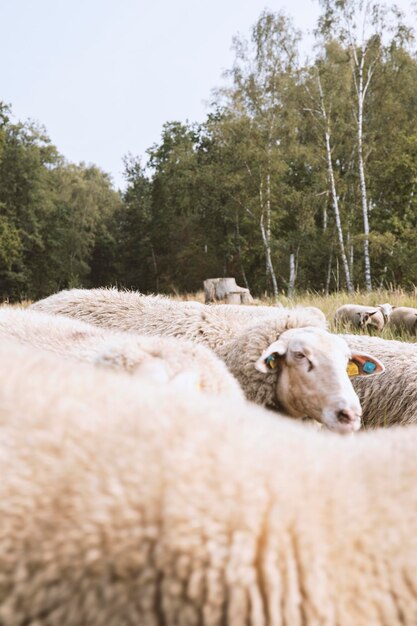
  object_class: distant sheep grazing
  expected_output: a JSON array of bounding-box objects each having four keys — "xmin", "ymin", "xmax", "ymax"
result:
[
  {"xmin": 334, "ymin": 303, "xmax": 392, "ymax": 331},
  {"xmin": 389, "ymin": 306, "xmax": 417, "ymax": 335},
  {"xmin": 0, "ymin": 339, "xmax": 415, "ymax": 625},
  {"xmin": 32, "ymin": 289, "xmax": 384, "ymax": 433},
  {"xmin": 0, "ymin": 307, "xmax": 243, "ymax": 399}
]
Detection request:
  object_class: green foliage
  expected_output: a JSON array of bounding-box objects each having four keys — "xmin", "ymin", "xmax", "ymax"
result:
[
  {"xmin": 0, "ymin": 103, "xmax": 121, "ymax": 300},
  {"xmin": 1, "ymin": 1, "xmax": 417, "ymax": 299}
]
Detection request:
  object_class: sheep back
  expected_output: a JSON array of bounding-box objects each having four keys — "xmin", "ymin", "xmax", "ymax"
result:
[{"xmin": 0, "ymin": 340, "xmax": 416, "ymax": 625}]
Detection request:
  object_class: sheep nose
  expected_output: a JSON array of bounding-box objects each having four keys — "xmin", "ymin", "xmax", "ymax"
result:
[{"xmin": 337, "ymin": 408, "xmax": 358, "ymax": 424}]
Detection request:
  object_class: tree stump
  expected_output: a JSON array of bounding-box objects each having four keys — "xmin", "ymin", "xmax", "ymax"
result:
[
  {"xmin": 204, "ymin": 278, "xmax": 253, "ymax": 304},
  {"xmin": 225, "ymin": 292, "xmax": 242, "ymax": 304},
  {"xmin": 241, "ymin": 291, "xmax": 253, "ymax": 305}
]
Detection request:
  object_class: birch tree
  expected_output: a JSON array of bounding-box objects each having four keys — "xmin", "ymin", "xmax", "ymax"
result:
[
  {"xmin": 318, "ymin": 0, "xmax": 412, "ymax": 291},
  {"xmin": 317, "ymin": 72, "xmax": 354, "ymax": 292},
  {"xmin": 215, "ymin": 11, "xmax": 300, "ymax": 298}
]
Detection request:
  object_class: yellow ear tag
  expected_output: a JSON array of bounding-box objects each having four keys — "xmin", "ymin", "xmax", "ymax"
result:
[
  {"xmin": 347, "ymin": 361, "xmax": 360, "ymax": 377},
  {"xmin": 265, "ymin": 354, "xmax": 277, "ymax": 369}
]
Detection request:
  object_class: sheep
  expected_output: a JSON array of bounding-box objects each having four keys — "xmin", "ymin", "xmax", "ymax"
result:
[
  {"xmin": 334, "ymin": 303, "xmax": 392, "ymax": 331},
  {"xmin": 32, "ymin": 288, "xmax": 384, "ymax": 433},
  {"xmin": 209, "ymin": 303, "xmax": 326, "ymax": 326},
  {"xmin": 31, "ymin": 289, "xmax": 327, "ymax": 346},
  {"xmin": 389, "ymin": 306, "xmax": 417, "ymax": 335},
  {"xmin": 0, "ymin": 339, "xmax": 416, "ymax": 626},
  {"xmin": 342, "ymin": 332, "xmax": 417, "ymax": 428},
  {"xmin": 0, "ymin": 307, "xmax": 243, "ymax": 399}
]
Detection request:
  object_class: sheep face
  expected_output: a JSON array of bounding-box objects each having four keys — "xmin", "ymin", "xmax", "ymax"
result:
[
  {"xmin": 357, "ymin": 310, "xmax": 382, "ymax": 331},
  {"xmin": 377, "ymin": 303, "xmax": 393, "ymax": 322},
  {"xmin": 255, "ymin": 327, "xmax": 384, "ymax": 434}
]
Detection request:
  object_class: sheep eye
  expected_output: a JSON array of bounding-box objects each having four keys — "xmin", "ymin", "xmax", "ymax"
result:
[
  {"xmin": 293, "ymin": 352, "xmax": 313, "ymax": 371},
  {"xmin": 293, "ymin": 352, "xmax": 305, "ymax": 360}
]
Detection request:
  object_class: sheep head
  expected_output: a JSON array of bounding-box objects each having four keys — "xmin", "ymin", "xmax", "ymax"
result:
[{"xmin": 255, "ymin": 327, "xmax": 384, "ymax": 434}]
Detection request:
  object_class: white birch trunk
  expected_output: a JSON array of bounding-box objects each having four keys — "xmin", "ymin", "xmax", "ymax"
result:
[
  {"xmin": 325, "ymin": 249, "xmax": 333, "ymax": 295},
  {"xmin": 343, "ymin": 0, "xmax": 378, "ymax": 293},
  {"xmin": 357, "ymin": 50, "xmax": 372, "ymax": 291},
  {"xmin": 259, "ymin": 161, "xmax": 279, "ymax": 299},
  {"xmin": 317, "ymin": 75, "xmax": 354, "ymax": 293},
  {"xmin": 349, "ymin": 244, "xmax": 354, "ymax": 275},
  {"xmin": 288, "ymin": 252, "xmax": 296, "ymax": 297},
  {"xmin": 259, "ymin": 211, "xmax": 279, "ymax": 297},
  {"xmin": 336, "ymin": 255, "xmax": 340, "ymax": 292}
]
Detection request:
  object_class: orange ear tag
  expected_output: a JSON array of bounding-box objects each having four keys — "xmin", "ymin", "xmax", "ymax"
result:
[
  {"xmin": 347, "ymin": 361, "xmax": 360, "ymax": 377},
  {"xmin": 265, "ymin": 354, "xmax": 277, "ymax": 369}
]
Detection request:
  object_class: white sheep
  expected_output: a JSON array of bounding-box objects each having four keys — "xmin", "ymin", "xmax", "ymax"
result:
[
  {"xmin": 343, "ymin": 332, "xmax": 417, "ymax": 428},
  {"xmin": 389, "ymin": 306, "xmax": 417, "ymax": 335},
  {"xmin": 0, "ymin": 339, "xmax": 415, "ymax": 626},
  {"xmin": 209, "ymin": 303, "xmax": 326, "ymax": 326},
  {"xmin": 0, "ymin": 306, "xmax": 243, "ymax": 399},
  {"xmin": 334, "ymin": 303, "xmax": 392, "ymax": 331},
  {"xmin": 32, "ymin": 289, "xmax": 384, "ymax": 433}
]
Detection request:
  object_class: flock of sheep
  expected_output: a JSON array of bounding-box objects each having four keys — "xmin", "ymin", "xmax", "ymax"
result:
[
  {"xmin": 335, "ymin": 302, "xmax": 417, "ymax": 333},
  {"xmin": 0, "ymin": 288, "xmax": 416, "ymax": 625}
]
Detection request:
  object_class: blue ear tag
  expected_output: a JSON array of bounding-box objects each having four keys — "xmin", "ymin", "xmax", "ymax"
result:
[
  {"xmin": 363, "ymin": 361, "xmax": 376, "ymax": 374},
  {"xmin": 265, "ymin": 354, "xmax": 277, "ymax": 369}
]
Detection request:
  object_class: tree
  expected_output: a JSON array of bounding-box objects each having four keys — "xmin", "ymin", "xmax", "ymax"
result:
[
  {"xmin": 112, "ymin": 156, "xmax": 155, "ymax": 291},
  {"xmin": 215, "ymin": 11, "xmax": 301, "ymax": 297},
  {"xmin": 303, "ymin": 47, "xmax": 355, "ymax": 292},
  {"xmin": 317, "ymin": 0, "xmax": 413, "ymax": 291}
]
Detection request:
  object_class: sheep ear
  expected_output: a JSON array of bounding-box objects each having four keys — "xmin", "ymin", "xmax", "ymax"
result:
[
  {"xmin": 347, "ymin": 353, "xmax": 385, "ymax": 377},
  {"xmin": 255, "ymin": 339, "xmax": 286, "ymax": 373},
  {"xmin": 368, "ymin": 310, "xmax": 379, "ymax": 317},
  {"xmin": 378, "ymin": 303, "xmax": 392, "ymax": 312}
]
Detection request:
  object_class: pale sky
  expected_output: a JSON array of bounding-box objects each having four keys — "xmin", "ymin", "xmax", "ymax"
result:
[{"xmin": 1, "ymin": 0, "xmax": 415, "ymax": 189}]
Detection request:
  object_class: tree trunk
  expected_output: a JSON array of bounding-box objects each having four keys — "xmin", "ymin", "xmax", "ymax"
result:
[
  {"xmin": 259, "ymin": 165, "xmax": 278, "ymax": 298},
  {"xmin": 357, "ymin": 53, "xmax": 372, "ymax": 291},
  {"xmin": 150, "ymin": 243, "xmax": 159, "ymax": 292},
  {"xmin": 259, "ymin": 211, "xmax": 279, "ymax": 297},
  {"xmin": 324, "ymin": 129, "xmax": 354, "ymax": 293},
  {"xmin": 325, "ymin": 249, "xmax": 333, "ymax": 295},
  {"xmin": 235, "ymin": 210, "xmax": 250, "ymax": 291},
  {"xmin": 288, "ymin": 252, "xmax": 296, "ymax": 298},
  {"xmin": 317, "ymin": 74, "xmax": 354, "ymax": 293},
  {"xmin": 336, "ymin": 255, "xmax": 340, "ymax": 292}
]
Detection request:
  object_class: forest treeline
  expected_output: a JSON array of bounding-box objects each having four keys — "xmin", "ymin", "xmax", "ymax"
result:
[{"xmin": 1, "ymin": 0, "xmax": 417, "ymax": 300}]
